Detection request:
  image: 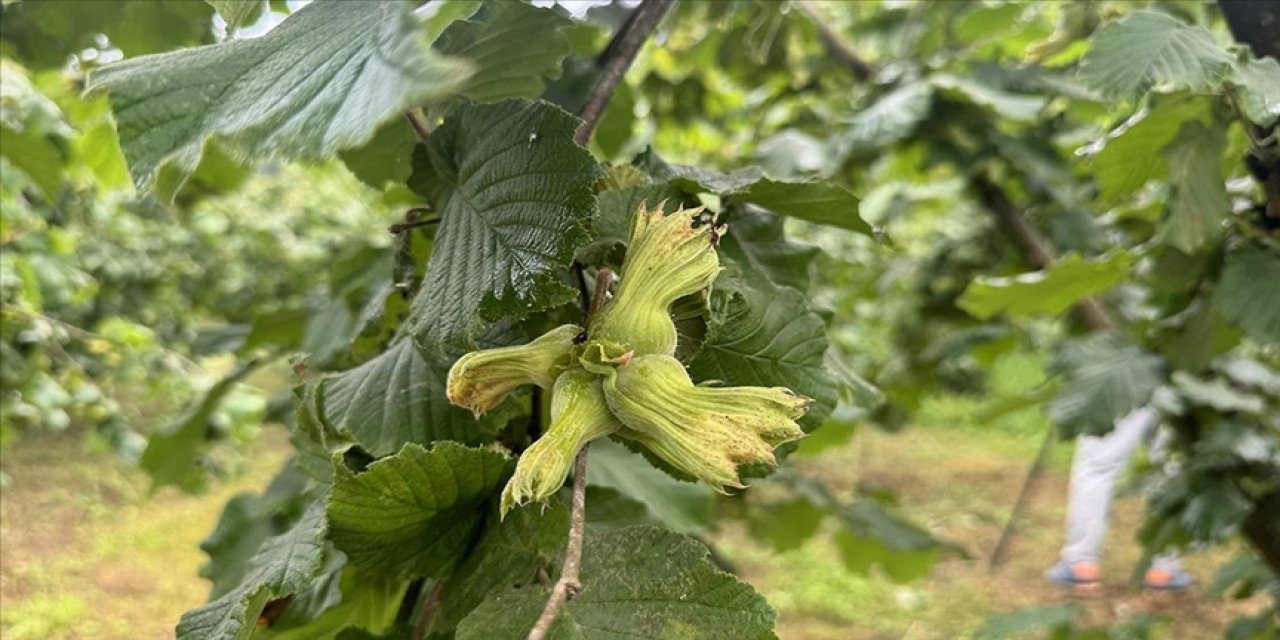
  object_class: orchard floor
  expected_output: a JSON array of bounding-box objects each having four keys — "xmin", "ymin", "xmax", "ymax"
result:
[{"xmin": 0, "ymin": 426, "xmax": 1269, "ymax": 639}]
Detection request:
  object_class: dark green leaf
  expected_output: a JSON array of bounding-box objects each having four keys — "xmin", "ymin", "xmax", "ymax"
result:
[
  {"xmin": 1079, "ymin": 11, "xmax": 1232, "ymax": 101},
  {"xmin": 689, "ymin": 285, "xmax": 837, "ymax": 429},
  {"xmin": 206, "ymin": 1, "xmax": 263, "ymax": 32},
  {"xmin": 1160, "ymin": 121, "xmax": 1228, "ymax": 254},
  {"xmin": 835, "ymin": 501, "xmax": 944, "ymax": 583},
  {"xmin": 178, "ymin": 499, "xmax": 329, "ymax": 640},
  {"xmin": 719, "ymin": 208, "xmax": 818, "ymax": 292},
  {"xmin": 199, "ymin": 462, "xmax": 313, "ymax": 598},
  {"xmin": 839, "ymin": 81, "xmax": 933, "ymax": 153},
  {"xmin": 748, "ymin": 498, "xmax": 827, "ymax": 552},
  {"xmin": 87, "ymin": 0, "xmax": 472, "ymax": 197},
  {"xmin": 586, "ymin": 439, "xmax": 714, "ymax": 534},
  {"xmin": 407, "ymin": 100, "xmax": 598, "ymax": 353},
  {"xmin": 1047, "ymin": 335, "xmax": 1165, "ymax": 437},
  {"xmin": 435, "ymin": 1, "xmax": 574, "ymax": 103},
  {"xmin": 455, "ymin": 526, "xmax": 776, "ymax": 640},
  {"xmin": 930, "ymin": 74, "xmax": 1046, "ymax": 121},
  {"xmin": 736, "ymin": 179, "xmax": 871, "ymax": 234},
  {"xmin": 327, "ymin": 442, "xmax": 509, "ymax": 579},
  {"xmin": 432, "ymin": 502, "xmax": 569, "ymax": 633},
  {"xmin": 140, "ymin": 359, "xmax": 264, "ymax": 492},
  {"xmin": 258, "ymin": 569, "xmax": 409, "ymax": 640},
  {"xmin": 1230, "ymin": 57, "xmax": 1280, "ymax": 127},
  {"xmin": 957, "ymin": 252, "xmax": 1133, "ymax": 320},
  {"xmin": 1213, "ymin": 247, "xmax": 1280, "ymax": 348},
  {"xmin": 975, "ymin": 604, "xmax": 1080, "ymax": 640},
  {"xmin": 338, "ymin": 120, "xmax": 421, "ymax": 190},
  {"xmin": 316, "ymin": 339, "xmax": 499, "ymax": 457},
  {"xmin": 1090, "ymin": 94, "xmax": 1212, "ymax": 201}
]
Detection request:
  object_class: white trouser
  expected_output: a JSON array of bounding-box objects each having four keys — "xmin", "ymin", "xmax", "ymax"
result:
[{"xmin": 1060, "ymin": 406, "xmax": 1182, "ymax": 571}]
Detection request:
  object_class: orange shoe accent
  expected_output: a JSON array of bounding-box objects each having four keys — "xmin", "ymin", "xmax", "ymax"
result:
[{"xmin": 1072, "ymin": 561, "xmax": 1101, "ymax": 582}]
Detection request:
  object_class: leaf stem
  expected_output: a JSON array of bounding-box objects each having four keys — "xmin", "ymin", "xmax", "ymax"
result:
[
  {"xmin": 574, "ymin": 0, "xmax": 672, "ymax": 145},
  {"xmin": 411, "ymin": 581, "xmax": 445, "ymax": 640},
  {"xmin": 404, "ymin": 110, "xmax": 433, "ymax": 144}
]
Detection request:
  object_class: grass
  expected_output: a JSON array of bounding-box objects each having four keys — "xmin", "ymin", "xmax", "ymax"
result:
[
  {"xmin": 0, "ymin": 429, "xmax": 289, "ymax": 640},
  {"xmin": 0, "ymin": 420, "xmax": 1269, "ymax": 639},
  {"xmin": 711, "ymin": 425, "xmax": 1270, "ymax": 639}
]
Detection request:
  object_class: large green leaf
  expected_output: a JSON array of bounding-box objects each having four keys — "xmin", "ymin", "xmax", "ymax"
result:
[
  {"xmin": 435, "ymin": 1, "xmax": 574, "ymax": 103},
  {"xmin": 1090, "ymin": 94, "xmax": 1211, "ymax": 201},
  {"xmin": 577, "ymin": 184, "xmax": 689, "ymax": 267},
  {"xmin": 1229, "ymin": 57, "xmax": 1280, "ymax": 127},
  {"xmin": 140, "ymin": 359, "xmax": 264, "ymax": 493},
  {"xmin": 718, "ymin": 208, "xmax": 818, "ymax": 293},
  {"xmin": 0, "ymin": 0, "xmax": 215, "ymax": 70},
  {"xmin": 835, "ymin": 501, "xmax": 944, "ymax": 583},
  {"xmin": 206, "ymin": 0, "xmax": 263, "ymax": 32},
  {"xmin": 177, "ymin": 499, "xmax": 329, "ymax": 640},
  {"xmin": 930, "ymin": 74, "xmax": 1046, "ymax": 121},
  {"xmin": 586, "ymin": 439, "xmax": 715, "ymax": 534},
  {"xmin": 840, "ymin": 81, "xmax": 934, "ymax": 153},
  {"xmin": 315, "ymin": 339, "xmax": 499, "ymax": 457},
  {"xmin": 431, "ymin": 503, "xmax": 570, "ymax": 633},
  {"xmin": 1078, "ymin": 11, "xmax": 1232, "ymax": 101},
  {"xmin": 957, "ymin": 252, "xmax": 1133, "ymax": 320},
  {"xmin": 199, "ymin": 463, "xmax": 313, "ymax": 599},
  {"xmin": 1213, "ymin": 247, "xmax": 1280, "ymax": 348},
  {"xmin": 637, "ymin": 150, "xmax": 871, "ymax": 233},
  {"xmin": 689, "ymin": 285, "xmax": 837, "ymax": 429},
  {"xmin": 1159, "ymin": 121, "xmax": 1228, "ymax": 254},
  {"xmin": 0, "ymin": 60, "xmax": 73, "ymax": 200},
  {"xmin": 455, "ymin": 526, "xmax": 776, "ymax": 640},
  {"xmin": 407, "ymin": 100, "xmax": 598, "ymax": 353},
  {"xmin": 327, "ymin": 442, "xmax": 509, "ymax": 579},
  {"xmin": 87, "ymin": 0, "xmax": 472, "ymax": 197},
  {"xmin": 1047, "ymin": 335, "xmax": 1165, "ymax": 436},
  {"xmin": 737, "ymin": 179, "xmax": 871, "ymax": 234},
  {"xmin": 257, "ymin": 569, "xmax": 409, "ymax": 640}
]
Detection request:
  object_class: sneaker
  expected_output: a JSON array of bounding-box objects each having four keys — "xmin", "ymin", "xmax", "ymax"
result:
[
  {"xmin": 1046, "ymin": 560, "xmax": 1101, "ymax": 588},
  {"xmin": 1143, "ymin": 567, "xmax": 1192, "ymax": 591}
]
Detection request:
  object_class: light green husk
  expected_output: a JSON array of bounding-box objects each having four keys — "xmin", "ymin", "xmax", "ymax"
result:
[
  {"xmin": 446, "ymin": 324, "xmax": 582, "ymax": 417},
  {"xmin": 590, "ymin": 203, "xmax": 721, "ymax": 356},
  {"xmin": 500, "ymin": 369, "xmax": 621, "ymax": 516},
  {"xmin": 597, "ymin": 353, "xmax": 808, "ymax": 491}
]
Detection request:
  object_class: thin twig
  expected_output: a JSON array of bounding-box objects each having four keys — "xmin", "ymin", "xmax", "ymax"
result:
[
  {"xmin": 588, "ymin": 268, "xmax": 612, "ymax": 318},
  {"xmin": 574, "ymin": 0, "xmax": 673, "ymax": 145},
  {"xmin": 527, "ymin": 268, "xmax": 611, "ymax": 640},
  {"xmin": 794, "ymin": 0, "xmax": 877, "ymax": 81},
  {"xmin": 572, "ymin": 262, "xmax": 591, "ymax": 326},
  {"xmin": 404, "ymin": 110, "xmax": 432, "ymax": 144},
  {"xmin": 527, "ymin": 446, "xmax": 591, "ymax": 640},
  {"xmin": 389, "ymin": 218, "xmax": 440, "ymax": 234},
  {"xmin": 411, "ymin": 581, "xmax": 445, "ymax": 640}
]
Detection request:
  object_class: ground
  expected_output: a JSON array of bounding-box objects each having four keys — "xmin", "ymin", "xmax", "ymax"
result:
[{"xmin": 0, "ymin": 425, "xmax": 1268, "ymax": 639}]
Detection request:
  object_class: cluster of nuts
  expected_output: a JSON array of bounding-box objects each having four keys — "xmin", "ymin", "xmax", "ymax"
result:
[{"xmin": 446, "ymin": 203, "xmax": 809, "ymax": 515}]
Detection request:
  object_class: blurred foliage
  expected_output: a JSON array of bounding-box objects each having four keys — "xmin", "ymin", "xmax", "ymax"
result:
[{"xmin": 0, "ymin": 0, "xmax": 1277, "ymax": 638}]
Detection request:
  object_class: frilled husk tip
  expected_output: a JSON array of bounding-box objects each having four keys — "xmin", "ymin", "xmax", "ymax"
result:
[
  {"xmin": 446, "ymin": 324, "xmax": 582, "ymax": 417},
  {"xmin": 599, "ymin": 353, "xmax": 807, "ymax": 491},
  {"xmin": 500, "ymin": 369, "xmax": 621, "ymax": 516},
  {"xmin": 590, "ymin": 203, "xmax": 722, "ymax": 356}
]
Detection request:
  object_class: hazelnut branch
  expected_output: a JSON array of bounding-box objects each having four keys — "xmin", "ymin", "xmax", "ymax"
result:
[
  {"xmin": 527, "ymin": 270, "xmax": 610, "ymax": 640},
  {"xmin": 574, "ymin": 0, "xmax": 672, "ymax": 146}
]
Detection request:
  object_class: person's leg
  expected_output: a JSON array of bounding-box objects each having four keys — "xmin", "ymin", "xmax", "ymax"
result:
[
  {"xmin": 1057, "ymin": 407, "xmax": 1159, "ymax": 569},
  {"xmin": 1143, "ymin": 428, "xmax": 1192, "ymax": 589}
]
